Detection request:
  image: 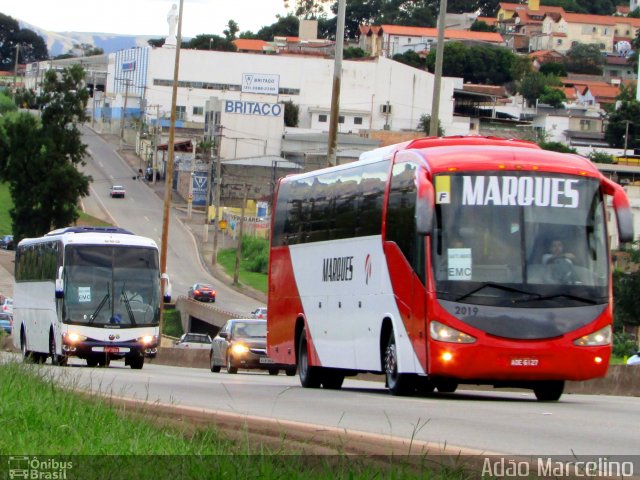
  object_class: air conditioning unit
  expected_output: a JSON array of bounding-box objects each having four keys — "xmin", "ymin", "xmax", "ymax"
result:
[{"xmin": 380, "ymin": 104, "xmax": 392, "ymax": 114}]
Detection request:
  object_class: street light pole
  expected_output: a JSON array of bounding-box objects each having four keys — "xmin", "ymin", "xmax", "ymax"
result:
[
  {"xmin": 623, "ymin": 120, "xmax": 631, "ymax": 160},
  {"xmin": 326, "ymin": 0, "xmax": 346, "ymax": 167},
  {"xmin": 429, "ymin": 0, "xmax": 448, "ymax": 137},
  {"xmin": 159, "ymin": 0, "xmax": 184, "ymax": 335}
]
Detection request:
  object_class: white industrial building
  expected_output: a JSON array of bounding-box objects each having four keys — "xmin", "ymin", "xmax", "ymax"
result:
[{"xmin": 103, "ymin": 45, "xmax": 463, "ymax": 159}]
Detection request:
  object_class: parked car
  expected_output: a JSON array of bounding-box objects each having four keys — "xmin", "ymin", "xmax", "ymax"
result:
[
  {"xmin": 0, "ymin": 235, "xmax": 14, "ymax": 250},
  {"xmin": 0, "ymin": 296, "xmax": 12, "ymax": 316},
  {"xmin": 250, "ymin": 307, "xmax": 267, "ymax": 319},
  {"xmin": 174, "ymin": 333, "xmax": 212, "ymax": 349},
  {"xmin": 0, "ymin": 312, "xmax": 11, "ymax": 335},
  {"xmin": 210, "ymin": 319, "xmax": 295, "ymax": 376},
  {"xmin": 188, "ymin": 283, "xmax": 216, "ymax": 302},
  {"xmin": 110, "ymin": 185, "xmax": 126, "ymax": 198}
]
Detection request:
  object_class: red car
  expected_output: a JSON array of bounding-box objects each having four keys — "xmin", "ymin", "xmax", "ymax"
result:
[{"xmin": 188, "ymin": 283, "xmax": 216, "ymax": 302}]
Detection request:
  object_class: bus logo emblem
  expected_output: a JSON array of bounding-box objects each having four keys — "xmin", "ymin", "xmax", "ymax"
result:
[{"xmin": 364, "ymin": 254, "xmax": 372, "ymax": 285}]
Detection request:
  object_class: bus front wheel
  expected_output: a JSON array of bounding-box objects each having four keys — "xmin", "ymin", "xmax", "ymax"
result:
[
  {"xmin": 129, "ymin": 355, "xmax": 144, "ymax": 370},
  {"xmin": 49, "ymin": 331, "xmax": 68, "ymax": 366},
  {"xmin": 298, "ymin": 327, "xmax": 321, "ymax": 388},
  {"xmin": 384, "ymin": 331, "xmax": 415, "ymax": 396},
  {"xmin": 533, "ymin": 381, "xmax": 564, "ymax": 401}
]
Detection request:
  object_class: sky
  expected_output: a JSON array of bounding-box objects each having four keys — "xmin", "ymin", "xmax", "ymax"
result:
[{"xmin": 0, "ymin": 0, "xmax": 291, "ymax": 38}]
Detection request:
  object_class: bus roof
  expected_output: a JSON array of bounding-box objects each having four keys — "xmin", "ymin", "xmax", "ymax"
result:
[
  {"xmin": 18, "ymin": 226, "xmax": 158, "ymax": 249},
  {"xmin": 360, "ymin": 136, "xmax": 601, "ymax": 178}
]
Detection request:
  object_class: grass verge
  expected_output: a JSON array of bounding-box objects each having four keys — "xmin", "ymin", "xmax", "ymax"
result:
[
  {"xmin": 217, "ymin": 248, "xmax": 267, "ymax": 294},
  {"xmin": 0, "ymin": 361, "xmax": 472, "ymax": 479}
]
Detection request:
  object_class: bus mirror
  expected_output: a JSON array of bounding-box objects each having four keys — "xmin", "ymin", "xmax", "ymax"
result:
[
  {"xmin": 55, "ymin": 279, "xmax": 64, "ymax": 299},
  {"xmin": 55, "ymin": 267, "xmax": 64, "ymax": 299},
  {"xmin": 416, "ymin": 181, "xmax": 434, "ymax": 235},
  {"xmin": 162, "ymin": 273, "xmax": 172, "ymax": 303},
  {"xmin": 613, "ymin": 189, "xmax": 634, "ymax": 243}
]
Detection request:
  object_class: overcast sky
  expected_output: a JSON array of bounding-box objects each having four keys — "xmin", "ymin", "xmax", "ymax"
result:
[{"xmin": 0, "ymin": 0, "xmax": 291, "ymax": 38}]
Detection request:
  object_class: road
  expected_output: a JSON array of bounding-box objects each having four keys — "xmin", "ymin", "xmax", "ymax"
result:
[
  {"xmin": 33, "ymin": 358, "xmax": 640, "ymax": 461},
  {"xmin": 79, "ymin": 126, "xmax": 259, "ymax": 316}
]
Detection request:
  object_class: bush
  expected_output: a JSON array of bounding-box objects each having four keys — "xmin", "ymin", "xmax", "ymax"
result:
[
  {"xmin": 612, "ymin": 331, "xmax": 637, "ymax": 358},
  {"xmin": 241, "ymin": 235, "xmax": 269, "ymax": 274},
  {"xmin": 588, "ymin": 151, "xmax": 615, "ymax": 164},
  {"xmin": 538, "ymin": 141, "xmax": 577, "ymax": 154},
  {"xmin": 162, "ymin": 308, "xmax": 183, "ymax": 338}
]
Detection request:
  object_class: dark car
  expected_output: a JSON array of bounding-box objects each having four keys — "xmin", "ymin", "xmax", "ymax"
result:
[
  {"xmin": 0, "ymin": 312, "xmax": 12, "ymax": 335},
  {"xmin": 210, "ymin": 319, "xmax": 295, "ymax": 376},
  {"xmin": 0, "ymin": 235, "xmax": 14, "ymax": 250},
  {"xmin": 188, "ymin": 283, "xmax": 216, "ymax": 302}
]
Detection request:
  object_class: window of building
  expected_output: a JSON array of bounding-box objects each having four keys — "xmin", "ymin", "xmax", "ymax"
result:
[
  {"xmin": 580, "ymin": 119, "xmax": 592, "ymax": 131},
  {"xmin": 338, "ymin": 116, "xmax": 345, "ymax": 124},
  {"xmin": 354, "ymin": 117, "xmax": 363, "ymax": 125},
  {"xmin": 557, "ymin": 39, "xmax": 563, "ymax": 45},
  {"xmin": 176, "ymin": 105, "xmax": 186, "ymax": 120},
  {"xmin": 192, "ymin": 106, "xmax": 204, "ymax": 116},
  {"xmin": 318, "ymin": 114, "xmax": 327, "ymax": 123}
]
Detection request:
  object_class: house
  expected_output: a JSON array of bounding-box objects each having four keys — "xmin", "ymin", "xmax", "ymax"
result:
[{"xmin": 358, "ymin": 24, "xmax": 505, "ymax": 58}]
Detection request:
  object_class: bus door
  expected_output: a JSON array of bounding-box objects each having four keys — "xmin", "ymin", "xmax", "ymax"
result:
[{"xmin": 384, "ymin": 159, "xmax": 428, "ymax": 372}]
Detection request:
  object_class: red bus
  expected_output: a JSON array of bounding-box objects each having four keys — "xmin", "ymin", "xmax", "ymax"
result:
[{"xmin": 267, "ymin": 136, "xmax": 633, "ymax": 401}]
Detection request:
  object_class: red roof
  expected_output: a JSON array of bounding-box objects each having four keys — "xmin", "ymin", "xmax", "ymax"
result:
[
  {"xmin": 380, "ymin": 25, "xmax": 504, "ymax": 43},
  {"xmin": 560, "ymin": 12, "xmax": 640, "ymax": 27},
  {"xmin": 233, "ymin": 39, "xmax": 268, "ymax": 51}
]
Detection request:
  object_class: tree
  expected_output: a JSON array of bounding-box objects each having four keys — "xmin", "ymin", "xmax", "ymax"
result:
[
  {"xmin": 283, "ymin": 100, "xmax": 299, "ymax": 127},
  {"xmin": 605, "ymin": 100, "xmax": 640, "ymax": 149},
  {"xmin": 223, "ymin": 20, "xmax": 240, "ymax": 41},
  {"xmin": 517, "ymin": 71, "xmax": 561, "ymax": 107},
  {"xmin": 256, "ymin": 15, "xmax": 300, "ymax": 41},
  {"xmin": 148, "ymin": 38, "xmax": 166, "ymax": 48},
  {"xmin": 187, "ymin": 34, "xmax": 237, "ymax": 52},
  {"xmin": 538, "ymin": 141, "xmax": 577, "ymax": 153},
  {"xmin": 539, "ymin": 61, "xmax": 567, "ymax": 77},
  {"xmin": 564, "ymin": 43, "xmax": 604, "ymax": 75},
  {"xmin": 0, "ymin": 13, "xmax": 48, "ymax": 71},
  {"xmin": 0, "ymin": 65, "xmax": 91, "ymax": 241},
  {"xmin": 343, "ymin": 47, "xmax": 367, "ymax": 59},
  {"xmin": 0, "ymin": 92, "xmax": 17, "ymax": 115},
  {"xmin": 538, "ymin": 86, "xmax": 566, "ymax": 108},
  {"xmin": 417, "ymin": 114, "xmax": 444, "ymax": 136},
  {"xmin": 392, "ymin": 50, "xmax": 425, "ymax": 70},
  {"xmin": 628, "ymin": 7, "xmax": 640, "ymax": 18},
  {"xmin": 470, "ymin": 20, "xmax": 497, "ymax": 32}
]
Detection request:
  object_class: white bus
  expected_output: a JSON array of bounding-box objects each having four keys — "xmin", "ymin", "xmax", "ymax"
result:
[{"xmin": 12, "ymin": 226, "xmax": 171, "ymax": 369}]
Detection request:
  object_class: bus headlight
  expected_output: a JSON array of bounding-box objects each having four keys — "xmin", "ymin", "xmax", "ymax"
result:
[
  {"xmin": 63, "ymin": 332, "xmax": 87, "ymax": 344},
  {"xmin": 430, "ymin": 321, "xmax": 476, "ymax": 344},
  {"xmin": 573, "ymin": 325, "xmax": 611, "ymax": 347},
  {"xmin": 231, "ymin": 343, "xmax": 249, "ymax": 355},
  {"xmin": 138, "ymin": 335, "xmax": 157, "ymax": 345}
]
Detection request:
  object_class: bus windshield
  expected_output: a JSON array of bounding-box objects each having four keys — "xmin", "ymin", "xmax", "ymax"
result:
[
  {"xmin": 63, "ymin": 245, "xmax": 161, "ymax": 327},
  {"xmin": 432, "ymin": 172, "xmax": 609, "ymax": 308}
]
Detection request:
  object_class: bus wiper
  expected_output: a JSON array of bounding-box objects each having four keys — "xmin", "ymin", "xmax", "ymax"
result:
[
  {"xmin": 89, "ymin": 284, "xmax": 110, "ymax": 324},
  {"xmin": 120, "ymin": 283, "xmax": 137, "ymax": 326},
  {"xmin": 513, "ymin": 293, "xmax": 598, "ymax": 305},
  {"xmin": 455, "ymin": 283, "xmax": 540, "ymax": 302}
]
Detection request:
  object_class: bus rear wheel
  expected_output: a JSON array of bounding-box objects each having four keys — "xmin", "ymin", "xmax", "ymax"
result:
[
  {"xmin": 384, "ymin": 331, "xmax": 415, "ymax": 396},
  {"xmin": 298, "ymin": 327, "xmax": 321, "ymax": 388},
  {"xmin": 533, "ymin": 381, "xmax": 564, "ymax": 401}
]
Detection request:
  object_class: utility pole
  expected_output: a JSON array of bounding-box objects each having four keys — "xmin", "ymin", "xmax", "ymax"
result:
[
  {"xmin": 204, "ymin": 139, "xmax": 214, "ymax": 243},
  {"xmin": 13, "ymin": 44, "xmax": 20, "ymax": 103},
  {"xmin": 159, "ymin": 0, "xmax": 184, "ymax": 336},
  {"xmin": 326, "ymin": 0, "xmax": 346, "ymax": 167},
  {"xmin": 119, "ymin": 79, "xmax": 131, "ymax": 147},
  {"xmin": 233, "ymin": 185, "xmax": 248, "ymax": 285},
  {"xmin": 429, "ymin": 0, "xmax": 448, "ymax": 137},
  {"xmin": 212, "ymin": 125, "xmax": 223, "ymax": 265},
  {"xmin": 623, "ymin": 120, "xmax": 631, "ymax": 160}
]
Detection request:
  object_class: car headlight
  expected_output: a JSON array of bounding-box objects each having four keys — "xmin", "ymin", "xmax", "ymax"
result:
[
  {"xmin": 231, "ymin": 343, "xmax": 249, "ymax": 355},
  {"xmin": 573, "ymin": 325, "xmax": 611, "ymax": 347},
  {"xmin": 138, "ymin": 335, "xmax": 157, "ymax": 345},
  {"xmin": 430, "ymin": 321, "xmax": 476, "ymax": 344},
  {"xmin": 63, "ymin": 332, "xmax": 87, "ymax": 343}
]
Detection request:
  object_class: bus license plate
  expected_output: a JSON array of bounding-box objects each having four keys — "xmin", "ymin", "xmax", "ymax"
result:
[
  {"xmin": 260, "ymin": 357, "xmax": 275, "ymax": 364},
  {"xmin": 105, "ymin": 346, "xmax": 120, "ymax": 353},
  {"xmin": 510, "ymin": 357, "xmax": 539, "ymax": 367}
]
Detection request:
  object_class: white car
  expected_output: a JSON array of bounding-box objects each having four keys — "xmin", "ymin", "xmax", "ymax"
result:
[
  {"xmin": 627, "ymin": 353, "xmax": 640, "ymax": 365},
  {"xmin": 174, "ymin": 333, "xmax": 212, "ymax": 349},
  {"xmin": 110, "ymin": 185, "xmax": 126, "ymax": 198},
  {"xmin": 0, "ymin": 295, "xmax": 12, "ymax": 316},
  {"xmin": 250, "ymin": 307, "xmax": 267, "ymax": 319}
]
